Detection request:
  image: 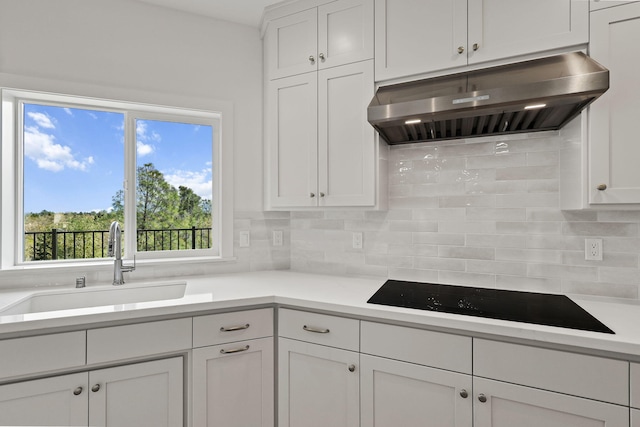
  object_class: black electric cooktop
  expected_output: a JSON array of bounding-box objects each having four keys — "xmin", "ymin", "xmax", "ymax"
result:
[{"xmin": 367, "ymin": 280, "xmax": 614, "ymax": 334}]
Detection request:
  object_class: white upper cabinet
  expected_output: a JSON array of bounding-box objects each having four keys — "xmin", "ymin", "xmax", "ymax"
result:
[
  {"xmin": 588, "ymin": 2, "xmax": 640, "ymax": 204},
  {"xmin": 266, "ymin": 0, "xmax": 374, "ymax": 79},
  {"xmin": 375, "ymin": 0, "xmax": 468, "ymax": 81},
  {"xmin": 375, "ymin": 0, "xmax": 588, "ymax": 81}
]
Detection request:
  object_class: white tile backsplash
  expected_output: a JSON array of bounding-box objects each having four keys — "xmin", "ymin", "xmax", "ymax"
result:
[{"xmin": 288, "ymin": 131, "xmax": 640, "ymax": 299}]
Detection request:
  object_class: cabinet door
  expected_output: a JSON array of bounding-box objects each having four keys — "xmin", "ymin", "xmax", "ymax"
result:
[
  {"xmin": 0, "ymin": 373, "xmax": 88, "ymax": 426},
  {"xmin": 317, "ymin": 0, "xmax": 374, "ymax": 70},
  {"xmin": 267, "ymin": 73, "xmax": 318, "ymax": 208},
  {"xmin": 192, "ymin": 337, "xmax": 274, "ymax": 427},
  {"xmin": 360, "ymin": 355, "xmax": 472, "ymax": 427},
  {"xmin": 589, "ymin": 2, "xmax": 640, "ymax": 204},
  {"xmin": 375, "ymin": 0, "xmax": 467, "ymax": 81},
  {"xmin": 318, "ymin": 61, "xmax": 375, "ymax": 206},
  {"xmin": 474, "ymin": 377, "xmax": 629, "ymax": 427},
  {"xmin": 88, "ymin": 357, "xmax": 183, "ymax": 427},
  {"xmin": 266, "ymin": 9, "xmax": 318, "ymax": 79},
  {"xmin": 278, "ymin": 338, "xmax": 359, "ymax": 427},
  {"xmin": 467, "ymin": 0, "xmax": 588, "ymax": 65}
]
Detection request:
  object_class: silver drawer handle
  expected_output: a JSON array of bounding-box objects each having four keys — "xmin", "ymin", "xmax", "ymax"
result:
[
  {"xmin": 220, "ymin": 345, "xmax": 250, "ymax": 354},
  {"xmin": 220, "ymin": 323, "xmax": 250, "ymax": 332},
  {"xmin": 303, "ymin": 325, "xmax": 330, "ymax": 334}
]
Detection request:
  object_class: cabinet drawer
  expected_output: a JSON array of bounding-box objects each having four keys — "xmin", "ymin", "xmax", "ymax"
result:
[
  {"xmin": 0, "ymin": 331, "xmax": 86, "ymax": 380},
  {"xmin": 87, "ymin": 318, "xmax": 192, "ymax": 364},
  {"xmin": 193, "ymin": 308, "xmax": 273, "ymax": 348},
  {"xmin": 278, "ymin": 309, "xmax": 359, "ymax": 351},
  {"xmin": 361, "ymin": 321, "xmax": 471, "ymax": 374},
  {"xmin": 474, "ymin": 339, "xmax": 628, "ymax": 405}
]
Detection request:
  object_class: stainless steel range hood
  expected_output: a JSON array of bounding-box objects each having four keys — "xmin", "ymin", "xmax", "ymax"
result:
[{"xmin": 368, "ymin": 52, "xmax": 609, "ymax": 145}]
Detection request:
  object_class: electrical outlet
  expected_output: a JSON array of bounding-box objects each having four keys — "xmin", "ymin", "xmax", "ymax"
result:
[
  {"xmin": 352, "ymin": 232, "xmax": 363, "ymax": 249},
  {"xmin": 239, "ymin": 230, "xmax": 250, "ymax": 248},
  {"xmin": 585, "ymin": 238, "xmax": 603, "ymax": 261},
  {"xmin": 273, "ymin": 230, "xmax": 283, "ymax": 246}
]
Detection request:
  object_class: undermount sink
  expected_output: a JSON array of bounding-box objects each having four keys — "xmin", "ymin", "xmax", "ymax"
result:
[{"xmin": 0, "ymin": 282, "xmax": 187, "ymax": 316}]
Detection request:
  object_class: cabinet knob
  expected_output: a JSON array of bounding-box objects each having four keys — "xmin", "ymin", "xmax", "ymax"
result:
[
  {"xmin": 73, "ymin": 387, "xmax": 83, "ymax": 396},
  {"xmin": 457, "ymin": 46, "xmax": 465, "ymax": 54},
  {"xmin": 348, "ymin": 364, "xmax": 356, "ymax": 373},
  {"xmin": 319, "ymin": 192, "xmax": 325, "ymax": 198},
  {"xmin": 597, "ymin": 184, "xmax": 607, "ymax": 191},
  {"xmin": 308, "ymin": 55, "xmax": 315, "ymax": 64},
  {"xmin": 478, "ymin": 393, "xmax": 487, "ymax": 403},
  {"xmin": 91, "ymin": 384, "xmax": 101, "ymax": 393},
  {"xmin": 318, "ymin": 53, "xmax": 325, "ymax": 61},
  {"xmin": 459, "ymin": 389, "xmax": 468, "ymax": 398},
  {"xmin": 310, "ymin": 192, "xmax": 316, "ymax": 198},
  {"xmin": 473, "ymin": 43, "xmax": 480, "ymax": 51}
]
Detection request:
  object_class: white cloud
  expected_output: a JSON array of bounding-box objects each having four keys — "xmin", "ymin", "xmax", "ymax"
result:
[
  {"xmin": 27, "ymin": 112, "xmax": 55, "ymax": 129},
  {"xmin": 136, "ymin": 121, "xmax": 161, "ymax": 142},
  {"xmin": 87, "ymin": 112, "xmax": 98, "ymax": 119},
  {"xmin": 164, "ymin": 168, "xmax": 212, "ymax": 200},
  {"xmin": 137, "ymin": 141, "xmax": 155, "ymax": 157},
  {"xmin": 24, "ymin": 126, "xmax": 93, "ymax": 172},
  {"xmin": 63, "ymin": 108, "xmax": 73, "ymax": 116}
]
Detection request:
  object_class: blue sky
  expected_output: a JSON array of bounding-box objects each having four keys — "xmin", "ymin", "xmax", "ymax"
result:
[{"xmin": 23, "ymin": 103, "xmax": 213, "ymax": 213}]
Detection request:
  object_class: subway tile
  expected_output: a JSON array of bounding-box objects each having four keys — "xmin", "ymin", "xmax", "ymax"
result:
[
  {"xmin": 465, "ymin": 180, "xmax": 528, "ymax": 195},
  {"xmin": 365, "ymin": 254, "xmax": 414, "ymax": 269},
  {"xmin": 388, "ymin": 220, "xmax": 438, "ymax": 232},
  {"xmin": 496, "ymin": 248, "xmax": 561, "ymax": 263},
  {"xmin": 439, "ymin": 246, "xmax": 495, "ymax": 260},
  {"xmin": 496, "ymin": 165, "xmax": 557, "ymax": 180},
  {"xmin": 466, "ymin": 234, "xmax": 526, "ymax": 248},
  {"xmin": 562, "ymin": 251, "xmax": 639, "ymax": 268},
  {"xmin": 465, "ymin": 153, "xmax": 526, "ymax": 169},
  {"xmin": 413, "ymin": 208, "xmax": 466, "ymax": 221},
  {"xmin": 562, "ymin": 222, "xmax": 638, "ymax": 237},
  {"xmin": 527, "ymin": 263, "xmax": 598, "ymax": 281},
  {"xmin": 495, "ymin": 193, "xmax": 558, "ymax": 208},
  {"xmin": 415, "ymin": 257, "xmax": 466, "ymax": 272},
  {"xmin": 466, "ymin": 260, "xmax": 528, "ymax": 276},
  {"xmin": 413, "ymin": 232, "xmax": 466, "ymax": 246},
  {"xmin": 466, "ymin": 207, "xmax": 526, "ymax": 221},
  {"xmin": 439, "ymin": 221, "xmax": 496, "ymax": 234},
  {"xmin": 439, "ymin": 195, "xmax": 496, "ymax": 208}
]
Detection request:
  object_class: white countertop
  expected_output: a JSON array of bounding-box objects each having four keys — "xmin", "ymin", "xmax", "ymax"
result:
[{"xmin": 1, "ymin": 270, "xmax": 639, "ymax": 359}]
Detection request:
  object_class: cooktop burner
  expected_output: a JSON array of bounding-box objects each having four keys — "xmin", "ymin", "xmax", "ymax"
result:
[{"xmin": 367, "ymin": 280, "xmax": 614, "ymax": 334}]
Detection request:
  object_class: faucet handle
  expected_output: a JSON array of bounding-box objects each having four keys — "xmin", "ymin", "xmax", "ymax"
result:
[{"xmin": 122, "ymin": 255, "xmax": 136, "ymax": 273}]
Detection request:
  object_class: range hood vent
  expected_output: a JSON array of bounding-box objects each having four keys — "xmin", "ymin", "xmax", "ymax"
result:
[{"xmin": 368, "ymin": 52, "xmax": 609, "ymax": 145}]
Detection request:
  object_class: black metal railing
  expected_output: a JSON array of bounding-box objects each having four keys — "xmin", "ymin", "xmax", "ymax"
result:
[{"xmin": 24, "ymin": 227, "xmax": 212, "ymax": 261}]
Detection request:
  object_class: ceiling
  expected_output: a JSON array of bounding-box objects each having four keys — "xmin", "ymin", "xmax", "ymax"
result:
[{"xmin": 134, "ymin": 0, "xmax": 279, "ymax": 27}]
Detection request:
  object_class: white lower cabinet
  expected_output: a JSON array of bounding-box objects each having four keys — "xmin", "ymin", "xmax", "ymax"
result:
[
  {"xmin": 89, "ymin": 357, "xmax": 183, "ymax": 427},
  {"xmin": 0, "ymin": 372, "xmax": 88, "ymax": 426},
  {"xmin": 278, "ymin": 337, "xmax": 359, "ymax": 427},
  {"xmin": 360, "ymin": 354, "xmax": 472, "ymax": 427},
  {"xmin": 473, "ymin": 377, "xmax": 628, "ymax": 427},
  {"xmin": 0, "ymin": 357, "xmax": 183, "ymax": 427},
  {"xmin": 192, "ymin": 337, "xmax": 274, "ymax": 427}
]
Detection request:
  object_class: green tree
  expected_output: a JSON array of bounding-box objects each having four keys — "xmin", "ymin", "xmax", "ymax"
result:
[{"xmin": 136, "ymin": 163, "xmax": 179, "ymax": 230}]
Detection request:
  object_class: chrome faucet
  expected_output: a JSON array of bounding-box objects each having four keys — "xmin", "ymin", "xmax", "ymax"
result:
[{"xmin": 108, "ymin": 221, "xmax": 135, "ymax": 286}]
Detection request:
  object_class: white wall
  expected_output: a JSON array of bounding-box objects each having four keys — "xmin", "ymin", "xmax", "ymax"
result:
[
  {"xmin": 0, "ymin": 0, "xmax": 263, "ymax": 211},
  {"xmin": 0, "ymin": 0, "xmax": 295, "ymax": 287}
]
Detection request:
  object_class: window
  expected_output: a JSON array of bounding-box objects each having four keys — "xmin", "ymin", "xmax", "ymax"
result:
[{"xmin": 1, "ymin": 89, "xmax": 231, "ymax": 268}]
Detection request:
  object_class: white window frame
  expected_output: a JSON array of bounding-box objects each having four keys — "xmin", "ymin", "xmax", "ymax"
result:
[{"xmin": 1, "ymin": 88, "xmax": 234, "ymax": 269}]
